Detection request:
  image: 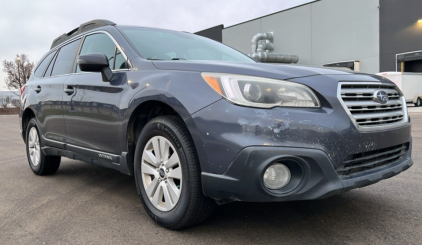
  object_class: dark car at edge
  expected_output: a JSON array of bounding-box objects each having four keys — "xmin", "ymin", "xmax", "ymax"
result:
[{"xmin": 19, "ymin": 19, "xmax": 413, "ymax": 229}]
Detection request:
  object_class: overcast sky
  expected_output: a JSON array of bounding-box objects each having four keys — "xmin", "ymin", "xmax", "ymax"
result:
[{"xmin": 0, "ymin": 0, "xmax": 313, "ymax": 91}]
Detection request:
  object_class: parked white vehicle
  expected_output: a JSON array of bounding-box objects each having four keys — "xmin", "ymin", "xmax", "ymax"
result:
[{"xmin": 377, "ymin": 72, "xmax": 422, "ymax": 107}]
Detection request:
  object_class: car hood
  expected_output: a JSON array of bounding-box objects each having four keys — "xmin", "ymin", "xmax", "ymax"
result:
[{"xmin": 151, "ymin": 60, "xmax": 363, "ymax": 80}]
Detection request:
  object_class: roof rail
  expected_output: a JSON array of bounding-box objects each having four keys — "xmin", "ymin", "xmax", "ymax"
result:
[{"xmin": 50, "ymin": 19, "xmax": 116, "ymax": 49}]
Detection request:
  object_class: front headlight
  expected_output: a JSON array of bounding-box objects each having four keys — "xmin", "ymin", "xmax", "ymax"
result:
[{"xmin": 201, "ymin": 73, "xmax": 320, "ymax": 108}]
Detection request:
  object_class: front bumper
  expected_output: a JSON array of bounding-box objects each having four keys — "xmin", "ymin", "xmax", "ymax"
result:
[{"xmin": 201, "ymin": 140, "xmax": 413, "ymax": 202}]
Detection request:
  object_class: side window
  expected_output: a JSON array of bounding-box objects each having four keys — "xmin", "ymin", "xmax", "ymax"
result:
[
  {"xmin": 34, "ymin": 51, "xmax": 56, "ymax": 78},
  {"xmin": 115, "ymin": 49, "xmax": 129, "ymax": 70},
  {"xmin": 77, "ymin": 34, "xmax": 115, "ymax": 72},
  {"xmin": 44, "ymin": 53, "xmax": 57, "ymax": 77},
  {"xmin": 51, "ymin": 40, "xmax": 80, "ymax": 76}
]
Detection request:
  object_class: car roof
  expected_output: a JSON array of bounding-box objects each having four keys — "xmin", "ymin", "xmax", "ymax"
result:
[
  {"xmin": 51, "ymin": 20, "xmax": 194, "ymax": 50},
  {"xmin": 50, "ymin": 19, "xmax": 116, "ymax": 49}
]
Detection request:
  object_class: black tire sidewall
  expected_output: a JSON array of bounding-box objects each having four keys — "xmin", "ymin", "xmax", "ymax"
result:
[
  {"xmin": 418, "ymin": 98, "xmax": 421, "ymax": 107},
  {"xmin": 134, "ymin": 118, "xmax": 193, "ymax": 227},
  {"xmin": 26, "ymin": 119, "xmax": 42, "ymax": 172}
]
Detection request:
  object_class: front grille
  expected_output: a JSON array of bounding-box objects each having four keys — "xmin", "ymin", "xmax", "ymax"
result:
[
  {"xmin": 337, "ymin": 143, "xmax": 409, "ymax": 176},
  {"xmin": 340, "ymin": 84, "xmax": 405, "ymax": 127}
]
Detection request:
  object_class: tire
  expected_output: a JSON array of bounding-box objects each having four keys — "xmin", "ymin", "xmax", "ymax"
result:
[
  {"xmin": 414, "ymin": 98, "xmax": 421, "ymax": 107},
  {"xmin": 25, "ymin": 118, "xmax": 61, "ymax": 175},
  {"xmin": 134, "ymin": 116, "xmax": 215, "ymax": 230}
]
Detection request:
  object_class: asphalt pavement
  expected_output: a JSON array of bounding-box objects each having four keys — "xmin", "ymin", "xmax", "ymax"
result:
[{"xmin": 0, "ymin": 110, "xmax": 421, "ymax": 245}]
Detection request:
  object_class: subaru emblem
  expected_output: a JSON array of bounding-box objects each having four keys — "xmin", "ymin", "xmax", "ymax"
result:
[{"xmin": 373, "ymin": 90, "xmax": 389, "ymax": 104}]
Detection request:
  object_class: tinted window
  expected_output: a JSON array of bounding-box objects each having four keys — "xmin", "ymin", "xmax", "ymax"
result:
[
  {"xmin": 44, "ymin": 53, "xmax": 57, "ymax": 77},
  {"xmin": 120, "ymin": 27, "xmax": 254, "ymax": 62},
  {"xmin": 34, "ymin": 51, "xmax": 56, "ymax": 78},
  {"xmin": 78, "ymin": 34, "xmax": 115, "ymax": 72},
  {"xmin": 115, "ymin": 49, "xmax": 129, "ymax": 69},
  {"xmin": 51, "ymin": 40, "xmax": 80, "ymax": 76}
]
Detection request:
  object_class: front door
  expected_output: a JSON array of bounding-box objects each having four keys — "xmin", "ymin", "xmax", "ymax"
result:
[{"xmin": 63, "ymin": 33, "xmax": 129, "ymax": 154}]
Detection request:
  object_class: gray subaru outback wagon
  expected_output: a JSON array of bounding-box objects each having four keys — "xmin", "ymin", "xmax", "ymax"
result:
[{"xmin": 19, "ymin": 19, "xmax": 413, "ymax": 229}]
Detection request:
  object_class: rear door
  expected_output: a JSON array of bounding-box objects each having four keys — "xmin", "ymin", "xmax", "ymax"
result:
[
  {"xmin": 63, "ymin": 32, "xmax": 130, "ymax": 154},
  {"xmin": 32, "ymin": 39, "xmax": 80, "ymax": 142}
]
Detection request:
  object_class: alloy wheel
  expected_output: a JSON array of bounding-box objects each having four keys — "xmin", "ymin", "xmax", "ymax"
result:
[
  {"xmin": 28, "ymin": 127, "xmax": 40, "ymax": 167},
  {"xmin": 141, "ymin": 136, "xmax": 182, "ymax": 211}
]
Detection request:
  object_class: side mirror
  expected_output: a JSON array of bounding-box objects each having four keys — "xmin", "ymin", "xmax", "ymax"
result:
[{"xmin": 77, "ymin": 53, "xmax": 114, "ymax": 82}]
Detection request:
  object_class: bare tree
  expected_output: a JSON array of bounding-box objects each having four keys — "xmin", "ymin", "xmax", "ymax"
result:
[
  {"xmin": 2, "ymin": 54, "xmax": 35, "ymax": 95},
  {"xmin": 11, "ymin": 99, "xmax": 20, "ymax": 108},
  {"xmin": 0, "ymin": 95, "xmax": 12, "ymax": 108}
]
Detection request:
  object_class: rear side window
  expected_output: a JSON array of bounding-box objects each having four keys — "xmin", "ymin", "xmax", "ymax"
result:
[
  {"xmin": 44, "ymin": 53, "xmax": 57, "ymax": 77},
  {"xmin": 34, "ymin": 51, "xmax": 56, "ymax": 78},
  {"xmin": 51, "ymin": 40, "xmax": 80, "ymax": 76}
]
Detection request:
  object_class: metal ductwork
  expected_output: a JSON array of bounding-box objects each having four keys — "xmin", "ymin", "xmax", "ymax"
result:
[
  {"xmin": 251, "ymin": 32, "xmax": 273, "ymax": 54},
  {"xmin": 257, "ymin": 40, "xmax": 274, "ymax": 52},
  {"xmin": 250, "ymin": 52, "xmax": 299, "ymax": 63},
  {"xmin": 248, "ymin": 32, "xmax": 299, "ymax": 64}
]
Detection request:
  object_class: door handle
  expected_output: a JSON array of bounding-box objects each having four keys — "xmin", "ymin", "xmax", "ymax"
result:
[
  {"xmin": 64, "ymin": 86, "xmax": 75, "ymax": 95},
  {"xmin": 34, "ymin": 86, "xmax": 41, "ymax": 93}
]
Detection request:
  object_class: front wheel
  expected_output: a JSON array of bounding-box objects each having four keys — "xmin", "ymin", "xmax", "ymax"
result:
[
  {"xmin": 414, "ymin": 97, "xmax": 421, "ymax": 107},
  {"xmin": 26, "ymin": 118, "xmax": 61, "ymax": 175},
  {"xmin": 134, "ymin": 116, "xmax": 215, "ymax": 230}
]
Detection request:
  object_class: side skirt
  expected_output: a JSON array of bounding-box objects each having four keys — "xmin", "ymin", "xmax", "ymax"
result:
[{"xmin": 41, "ymin": 137, "xmax": 131, "ymax": 175}]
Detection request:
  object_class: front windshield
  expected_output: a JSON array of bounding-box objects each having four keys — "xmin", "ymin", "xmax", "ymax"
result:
[{"xmin": 119, "ymin": 27, "xmax": 254, "ymax": 62}]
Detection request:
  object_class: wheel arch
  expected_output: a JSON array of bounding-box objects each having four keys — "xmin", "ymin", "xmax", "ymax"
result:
[
  {"xmin": 125, "ymin": 100, "xmax": 189, "ymax": 175},
  {"xmin": 21, "ymin": 107, "xmax": 36, "ymax": 142}
]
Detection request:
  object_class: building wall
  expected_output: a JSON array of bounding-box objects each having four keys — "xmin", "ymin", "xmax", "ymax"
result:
[
  {"xmin": 379, "ymin": 0, "xmax": 422, "ymax": 72},
  {"xmin": 222, "ymin": 0, "xmax": 380, "ymax": 74},
  {"xmin": 195, "ymin": 25, "xmax": 224, "ymax": 42},
  {"xmin": 222, "ymin": 19, "xmax": 261, "ymax": 55}
]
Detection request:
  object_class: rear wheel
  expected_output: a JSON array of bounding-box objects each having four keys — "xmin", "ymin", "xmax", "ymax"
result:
[
  {"xmin": 414, "ymin": 97, "xmax": 421, "ymax": 107},
  {"xmin": 134, "ymin": 116, "xmax": 215, "ymax": 230},
  {"xmin": 26, "ymin": 118, "xmax": 61, "ymax": 175}
]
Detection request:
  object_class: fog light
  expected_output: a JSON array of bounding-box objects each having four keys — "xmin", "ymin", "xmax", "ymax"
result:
[{"xmin": 263, "ymin": 163, "xmax": 291, "ymax": 189}]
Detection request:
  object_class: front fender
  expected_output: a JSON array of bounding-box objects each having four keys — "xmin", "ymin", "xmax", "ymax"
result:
[{"xmin": 119, "ymin": 69, "xmax": 222, "ymax": 151}]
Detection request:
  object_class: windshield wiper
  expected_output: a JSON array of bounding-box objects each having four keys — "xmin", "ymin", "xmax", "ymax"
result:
[{"xmin": 146, "ymin": 58, "xmax": 186, "ymax": 61}]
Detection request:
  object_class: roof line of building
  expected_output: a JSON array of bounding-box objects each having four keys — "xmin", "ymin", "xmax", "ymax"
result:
[
  {"xmin": 224, "ymin": 0, "xmax": 320, "ymax": 29},
  {"xmin": 195, "ymin": 24, "xmax": 224, "ymax": 33}
]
